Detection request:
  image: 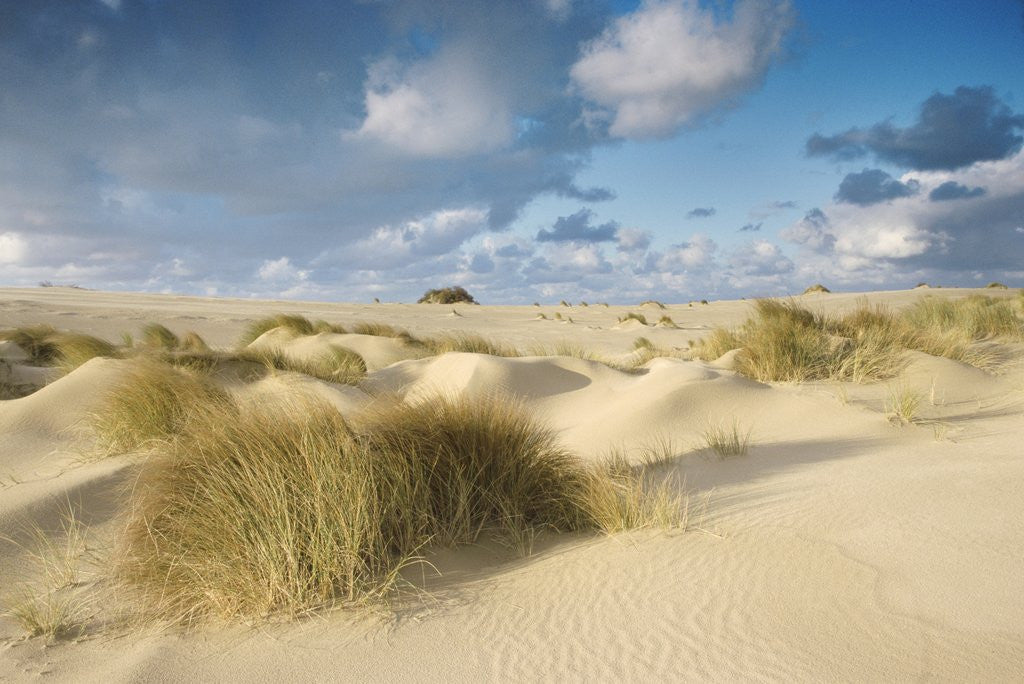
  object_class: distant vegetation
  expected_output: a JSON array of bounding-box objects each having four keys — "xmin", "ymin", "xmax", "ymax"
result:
[
  {"xmin": 417, "ymin": 286, "xmax": 478, "ymax": 304},
  {"xmin": 693, "ymin": 295, "xmax": 1024, "ymax": 381},
  {"xmin": 803, "ymin": 284, "xmax": 830, "ymax": 294}
]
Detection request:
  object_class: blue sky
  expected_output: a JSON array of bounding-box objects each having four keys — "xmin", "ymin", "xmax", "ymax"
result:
[{"xmin": 1, "ymin": 0, "xmax": 1022, "ymax": 303}]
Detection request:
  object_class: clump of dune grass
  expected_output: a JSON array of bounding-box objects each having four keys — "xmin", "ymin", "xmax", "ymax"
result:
[
  {"xmin": 617, "ymin": 312, "xmax": 648, "ymax": 326},
  {"xmin": 886, "ymin": 384, "xmax": 923, "ymax": 425},
  {"xmin": 238, "ymin": 314, "xmax": 316, "ymax": 348},
  {"xmin": 657, "ymin": 315, "xmax": 678, "ymax": 328},
  {"xmin": 903, "ymin": 295, "xmax": 1023, "ymax": 341},
  {"xmin": 633, "ymin": 337, "xmax": 654, "ymax": 350},
  {"xmin": 278, "ymin": 346, "xmax": 367, "ymax": 384},
  {"xmin": 423, "ymin": 332, "xmax": 519, "ymax": 357},
  {"xmin": 986, "ymin": 281, "xmax": 1008, "ymax": 289},
  {"xmin": 350, "ymin": 321, "xmax": 409, "ymax": 338},
  {"xmin": 140, "ymin": 323, "xmax": 179, "ymax": 351},
  {"xmin": 580, "ymin": 455, "xmax": 685, "ymax": 533},
  {"xmin": 639, "ymin": 300, "xmax": 666, "ymax": 309},
  {"xmin": 579, "ymin": 301, "xmax": 589, "ymax": 307},
  {"xmin": 803, "ymin": 283, "xmax": 831, "ymax": 294},
  {"xmin": 0, "ymin": 326, "xmax": 116, "ymax": 371},
  {"xmin": 559, "ymin": 300, "xmax": 570, "ymax": 307},
  {"xmin": 91, "ymin": 359, "xmax": 235, "ymax": 457},
  {"xmin": 693, "ymin": 328, "xmax": 744, "ymax": 362},
  {"xmin": 114, "ymin": 393, "xmax": 685, "ymax": 623},
  {"xmin": 701, "ymin": 419, "xmax": 752, "ymax": 458},
  {"xmin": 49, "ymin": 333, "xmax": 118, "ymax": 372},
  {"xmin": 0, "ymin": 325, "xmax": 59, "ymax": 364},
  {"xmin": 179, "ymin": 331, "xmax": 210, "ymax": 352}
]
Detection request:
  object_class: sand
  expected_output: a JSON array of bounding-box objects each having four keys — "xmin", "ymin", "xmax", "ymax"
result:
[{"xmin": 1, "ymin": 286, "xmax": 1022, "ymax": 681}]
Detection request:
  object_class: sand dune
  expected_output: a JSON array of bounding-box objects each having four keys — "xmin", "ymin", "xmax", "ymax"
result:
[{"xmin": 1, "ymin": 286, "xmax": 1022, "ymax": 680}]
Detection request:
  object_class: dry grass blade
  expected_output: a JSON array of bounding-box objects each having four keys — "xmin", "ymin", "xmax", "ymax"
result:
[{"xmin": 140, "ymin": 323, "xmax": 180, "ymax": 351}]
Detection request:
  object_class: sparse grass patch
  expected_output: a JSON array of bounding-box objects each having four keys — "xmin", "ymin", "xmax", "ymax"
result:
[
  {"xmin": 115, "ymin": 394, "xmax": 685, "ymax": 623},
  {"xmin": 701, "ymin": 419, "xmax": 752, "ymax": 458},
  {"xmin": 639, "ymin": 300, "xmax": 666, "ymax": 309},
  {"xmin": 350, "ymin": 321, "xmax": 409, "ymax": 338},
  {"xmin": 633, "ymin": 337, "xmax": 654, "ymax": 350},
  {"xmin": 886, "ymin": 384, "xmax": 923, "ymax": 425},
  {"xmin": 423, "ymin": 332, "xmax": 519, "ymax": 357},
  {"xmin": 617, "ymin": 312, "xmax": 648, "ymax": 326},
  {"xmin": 2, "ymin": 511, "xmax": 90, "ymax": 640},
  {"xmin": 657, "ymin": 315, "xmax": 678, "ymax": 328}
]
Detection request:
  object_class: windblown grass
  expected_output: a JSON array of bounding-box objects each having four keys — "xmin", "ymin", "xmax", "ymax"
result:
[
  {"xmin": 277, "ymin": 346, "xmax": 367, "ymax": 384},
  {"xmin": 113, "ymin": 393, "xmax": 685, "ymax": 623},
  {"xmin": 0, "ymin": 326, "xmax": 116, "ymax": 371},
  {"xmin": 238, "ymin": 314, "xmax": 316, "ymax": 348},
  {"xmin": 140, "ymin": 323, "xmax": 179, "ymax": 351},
  {"xmin": 350, "ymin": 321, "xmax": 409, "ymax": 338},
  {"xmin": 423, "ymin": 333, "xmax": 519, "ymax": 357},
  {"xmin": 91, "ymin": 359, "xmax": 235, "ymax": 457},
  {"xmin": 180, "ymin": 331, "xmax": 210, "ymax": 352}
]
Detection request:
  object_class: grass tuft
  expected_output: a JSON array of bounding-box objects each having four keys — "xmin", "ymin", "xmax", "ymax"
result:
[
  {"xmin": 617, "ymin": 312, "xmax": 648, "ymax": 326},
  {"xmin": 701, "ymin": 419, "xmax": 752, "ymax": 458},
  {"xmin": 803, "ymin": 283, "xmax": 831, "ymax": 294},
  {"xmin": 886, "ymin": 384, "xmax": 923, "ymax": 425}
]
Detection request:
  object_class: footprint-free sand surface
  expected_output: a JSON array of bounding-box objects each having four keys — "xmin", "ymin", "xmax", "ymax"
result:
[{"xmin": 1, "ymin": 286, "xmax": 1022, "ymax": 681}]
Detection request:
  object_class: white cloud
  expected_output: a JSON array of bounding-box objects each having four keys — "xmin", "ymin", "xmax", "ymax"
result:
[
  {"xmin": 655, "ymin": 234, "xmax": 718, "ymax": 272},
  {"xmin": 0, "ymin": 232, "xmax": 27, "ymax": 264},
  {"xmin": 320, "ymin": 207, "xmax": 490, "ymax": 270},
  {"xmin": 782, "ymin": 150, "xmax": 1024, "ymax": 279},
  {"xmin": 258, "ymin": 256, "xmax": 308, "ymax": 282},
  {"xmin": 570, "ymin": 0, "xmax": 792, "ymax": 138},
  {"xmin": 351, "ymin": 50, "xmax": 514, "ymax": 157}
]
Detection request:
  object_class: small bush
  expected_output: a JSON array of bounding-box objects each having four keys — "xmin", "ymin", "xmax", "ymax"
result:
[
  {"xmin": 986, "ymin": 282, "xmax": 1008, "ymax": 289},
  {"xmin": 417, "ymin": 286, "xmax": 478, "ymax": 305}
]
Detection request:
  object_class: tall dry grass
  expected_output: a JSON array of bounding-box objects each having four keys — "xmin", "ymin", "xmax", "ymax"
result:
[{"xmin": 109, "ymin": 391, "xmax": 685, "ymax": 623}]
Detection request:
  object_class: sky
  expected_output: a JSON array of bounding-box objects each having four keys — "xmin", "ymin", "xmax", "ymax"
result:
[{"xmin": 1, "ymin": 0, "xmax": 1023, "ymax": 304}]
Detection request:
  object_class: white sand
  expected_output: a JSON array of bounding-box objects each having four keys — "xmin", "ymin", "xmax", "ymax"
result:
[{"xmin": 1, "ymin": 286, "xmax": 1022, "ymax": 681}]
